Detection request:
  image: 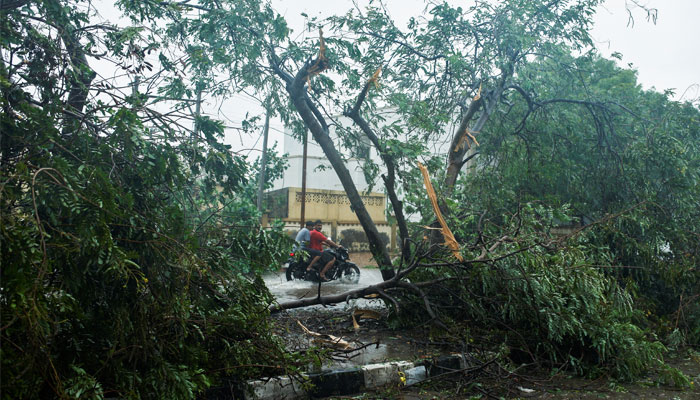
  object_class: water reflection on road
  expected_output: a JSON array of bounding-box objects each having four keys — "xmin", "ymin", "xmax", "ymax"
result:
[
  {"xmin": 264, "ymin": 267, "xmax": 430, "ymax": 368},
  {"xmin": 264, "ymin": 267, "xmax": 386, "ymax": 309}
]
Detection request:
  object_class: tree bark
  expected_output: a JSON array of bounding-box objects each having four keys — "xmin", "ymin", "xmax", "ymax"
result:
[
  {"xmin": 53, "ymin": 0, "xmax": 96, "ymax": 136},
  {"xmin": 443, "ymin": 61, "xmax": 514, "ymax": 195},
  {"xmin": 273, "ymin": 60, "xmax": 395, "ymax": 280},
  {"xmin": 345, "ymin": 78, "xmax": 410, "ymax": 257},
  {"xmin": 433, "ymin": 84, "xmax": 505, "ymax": 246},
  {"xmin": 444, "ymin": 97, "xmax": 483, "ymax": 193}
]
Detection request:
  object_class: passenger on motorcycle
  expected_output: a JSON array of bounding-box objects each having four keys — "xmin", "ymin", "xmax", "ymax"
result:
[
  {"xmin": 294, "ymin": 220, "xmax": 314, "ymax": 251},
  {"xmin": 307, "ymin": 220, "xmax": 343, "ymax": 281}
]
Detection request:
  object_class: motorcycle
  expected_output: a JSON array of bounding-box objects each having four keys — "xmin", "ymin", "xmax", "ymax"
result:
[{"xmin": 285, "ymin": 247, "xmax": 360, "ymax": 283}]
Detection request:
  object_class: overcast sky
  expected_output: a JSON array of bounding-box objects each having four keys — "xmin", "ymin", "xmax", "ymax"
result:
[
  {"xmin": 270, "ymin": 0, "xmax": 699, "ymax": 99},
  {"xmin": 591, "ymin": 0, "xmax": 699, "ymax": 101},
  {"xmin": 91, "ymin": 0, "xmax": 700, "ymax": 155},
  {"xmin": 242, "ymin": 0, "xmax": 699, "ymax": 155}
]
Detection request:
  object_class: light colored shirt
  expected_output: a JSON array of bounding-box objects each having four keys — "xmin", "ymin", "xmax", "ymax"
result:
[{"xmin": 295, "ymin": 227, "xmax": 311, "ymax": 250}]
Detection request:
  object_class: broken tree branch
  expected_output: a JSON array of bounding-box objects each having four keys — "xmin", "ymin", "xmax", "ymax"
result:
[{"xmin": 418, "ymin": 162, "xmax": 463, "ymax": 262}]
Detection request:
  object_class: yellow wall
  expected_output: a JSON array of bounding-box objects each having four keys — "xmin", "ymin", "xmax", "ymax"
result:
[
  {"xmin": 267, "ymin": 187, "xmax": 395, "ymax": 252},
  {"xmin": 284, "ymin": 187, "xmax": 386, "ymax": 224}
]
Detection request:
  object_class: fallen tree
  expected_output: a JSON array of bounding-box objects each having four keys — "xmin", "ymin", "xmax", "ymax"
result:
[
  {"xmin": 4, "ymin": 1, "xmax": 696, "ymax": 395},
  {"xmin": 142, "ymin": 0, "xmax": 696, "ymax": 380},
  {"xmin": 272, "ymin": 197, "xmax": 673, "ymax": 380}
]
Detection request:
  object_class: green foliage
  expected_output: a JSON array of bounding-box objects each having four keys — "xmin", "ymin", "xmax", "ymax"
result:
[
  {"xmin": 391, "ymin": 51, "xmax": 699, "ymax": 379},
  {"xmin": 1, "ymin": 1, "xmax": 298, "ymax": 398},
  {"xmin": 656, "ymin": 364, "xmax": 691, "ymax": 388},
  {"xmin": 0, "ymin": 121, "xmax": 294, "ymax": 397},
  {"xmin": 399, "ymin": 204, "xmax": 665, "ymax": 380},
  {"xmin": 458, "ymin": 53, "xmax": 700, "ymax": 345},
  {"xmin": 4, "ymin": 0, "xmax": 698, "ymax": 395}
]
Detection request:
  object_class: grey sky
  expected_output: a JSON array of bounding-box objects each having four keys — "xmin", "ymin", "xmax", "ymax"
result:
[
  {"xmin": 591, "ymin": 0, "xmax": 699, "ymax": 101},
  {"xmin": 272, "ymin": 0, "xmax": 698, "ymax": 99},
  {"xmin": 89, "ymin": 0, "xmax": 700, "ymax": 154},
  {"xmin": 248, "ymin": 0, "xmax": 700, "ymax": 155}
]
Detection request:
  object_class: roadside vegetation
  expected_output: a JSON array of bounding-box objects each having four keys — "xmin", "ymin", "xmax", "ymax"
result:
[{"xmin": 1, "ymin": 0, "xmax": 698, "ymax": 398}]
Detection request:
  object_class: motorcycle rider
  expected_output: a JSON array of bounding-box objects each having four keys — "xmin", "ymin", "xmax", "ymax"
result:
[
  {"xmin": 294, "ymin": 220, "xmax": 314, "ymax": 251},
  {"xmin": 307, "ymin": 220, "xmax": 343, "ymax": 281},
  {"xmin": 294, "ymin": 220, "xmax": 323, "ymax": 275}
]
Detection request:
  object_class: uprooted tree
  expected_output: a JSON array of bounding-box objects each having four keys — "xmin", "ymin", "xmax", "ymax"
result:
[{"xmin": 2, "ymin": 0, "xmax": 699, "ymax": 397}]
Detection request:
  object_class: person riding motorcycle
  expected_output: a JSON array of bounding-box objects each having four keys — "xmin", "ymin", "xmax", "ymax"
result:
[
  {"xmin": 306, "ymin": 220, "xmax": 343, "ymax": 281},
  {"xmin": 294, "ymin": 220, "xmax": 314, "ymax": 251}
]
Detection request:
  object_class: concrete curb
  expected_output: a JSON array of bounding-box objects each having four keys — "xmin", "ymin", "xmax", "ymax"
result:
[{"xmin": 243, "ymin": 355, "xmax": 465, "ymax": 399}]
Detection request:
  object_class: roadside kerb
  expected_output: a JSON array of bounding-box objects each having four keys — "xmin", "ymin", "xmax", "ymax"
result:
[{"xmin": 243, "ymin": 355, "xmax": 465, "ymax": 399}]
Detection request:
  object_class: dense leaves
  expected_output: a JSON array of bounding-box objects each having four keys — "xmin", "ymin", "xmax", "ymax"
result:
[
  {"xmin": 2, "ymin": 0, "xmax": 698, "ymax": 397},
  {"xmin": 456, "ymin": 54, "xmax": 700, "ymax": 346},
  {"xmin": 397, "ymin": 204, "xmax": 668, "ymax": 380},
  {"xmin": 1, "ymin": 1, "xmax": 297, "ymax": 398},
  {"xmin": 394, "ymin": 52, "xmax": 699, "ymax": 379}
]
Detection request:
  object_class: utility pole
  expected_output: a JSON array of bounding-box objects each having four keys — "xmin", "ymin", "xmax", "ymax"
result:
[
  {"xmin": 300, "ymin": 128, "xmax": 308, "ymax": 228},
  {"xmin": 256, "ymin": 103, "xmax": 271, "ymax": 220},
  {"xmin": 131, "ymin": 76, "xmax": 140, "ymax": 97},
  {"xmin": 194, "ymin": 89, "xmax": 202, "ymax": 132},
  {"xmin": 193, "ymin": 88, "xmax": 202, "ymax": 164}
]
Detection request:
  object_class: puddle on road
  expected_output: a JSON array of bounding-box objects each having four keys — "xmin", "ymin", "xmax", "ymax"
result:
[
  {"xmin": 324, "ymin": 334, "xmax": 441, "ymax": 369},
  {"xmin": 265, "ymin": 267, "xmax": 446, "ymax": 369},
  {"xmin": 279, "ymin": 322, "xmax": 441, "ymax": 370}
]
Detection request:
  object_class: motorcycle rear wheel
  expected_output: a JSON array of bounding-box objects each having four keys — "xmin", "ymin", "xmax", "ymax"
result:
[{"xmin": 286, "ymin": 262, "xmax": 306, "ymax": 281}]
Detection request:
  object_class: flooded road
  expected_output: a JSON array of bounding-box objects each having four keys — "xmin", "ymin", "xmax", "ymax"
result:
[
  {"xmin": 264, "ymin": 267, "xmax": 441, "ymax": 368},
  {"xmin": 264, "ymin": 267, "xmax": 700, "ymax": 398},
  {"xmin": 264, "ymin": 266, "xmax": 386, "ymax": 309}
]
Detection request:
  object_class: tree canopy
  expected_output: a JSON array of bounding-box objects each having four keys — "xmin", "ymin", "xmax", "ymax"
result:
[{"xmin": 2, "ymin": 0, "xmax": 698, "ymax": 397}]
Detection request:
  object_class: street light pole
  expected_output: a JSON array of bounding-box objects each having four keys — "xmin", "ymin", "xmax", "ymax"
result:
[
  {"xmin": 300, "ymin": 128, "xmax": 308, "ymax": 227},
  {"xmin": 256, "ymin": 103, "xmax": 271, "ymax": 222}
]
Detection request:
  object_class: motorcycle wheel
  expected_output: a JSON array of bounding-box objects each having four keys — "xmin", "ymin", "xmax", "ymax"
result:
[
  {"xmin": 338, "ymin": 264, "xmax": 360, "ymax": 284},
  {"xmin": 286, "ymin": 262, "xmax": 305, "ymax": 281}
]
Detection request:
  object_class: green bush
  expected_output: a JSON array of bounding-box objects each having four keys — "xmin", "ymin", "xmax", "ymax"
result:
[
  {"xmin": 0, "ymin": 136, "xmax": 296, "ymax": 398},
  {"xmin": 397, "ymin": 205, "xmax": 665, "ymax": 380}
]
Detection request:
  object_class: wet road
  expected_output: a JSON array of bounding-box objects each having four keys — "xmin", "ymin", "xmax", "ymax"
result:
[
  {"xmin": 263, "ymin": 266, "xmax": 385, "ymax": 309},
  {"xmin": 264, "ymin": 267, "xmax": 435, "ymax": 368}
]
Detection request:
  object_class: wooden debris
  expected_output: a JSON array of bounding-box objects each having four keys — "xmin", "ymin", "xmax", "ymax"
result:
[
  {"xmin": 306, "ymin": 28, "xmax": 328, "ymax": 82},
  {"xmin": 465, "ymin": 129, "xmax": 479, "ymax": 146},
  {"xmin": 368, "ymin": 67, "xmax": 382, "ymax": 89},
  {"xmin": 352, "ymin": 313, "xmax": 360, "ymax": 332},
  {"xmin": 454, "ymin": 128, "xmax": 480, "ymax": 152},
  {"xmin": 353, "ymin": 309, "xmax": 381, "ymax": 320},
  {"xmin": 417, "ymin": 162, "xmax": 464, "ymax": 261},
  {"xmin": 352, "ymin": 309, "xmax": 381, "ymax": 332},
  {"xmin": 296, "ymin": 320, "xmax": 352, "ymax": 349}
]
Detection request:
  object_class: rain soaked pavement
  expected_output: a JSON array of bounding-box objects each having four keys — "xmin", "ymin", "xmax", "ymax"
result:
[
  {"xmin": 263, "ymin": 267, "xmax": 441, "ymax": 368},
  {"xmin": 263, "ymin": 266, "xmax": 386, "ymax": 309},
  {"xmin": 264, "ymin": 269, "xmax": 700, "ymax": 398}
]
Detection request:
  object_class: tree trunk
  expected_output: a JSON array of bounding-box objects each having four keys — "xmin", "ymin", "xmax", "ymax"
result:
[
  {"xmin": 54, "ymin": 0, "xmax": 96, "ymax": 136},
  {"xmin": 280, "ymin": 63, "xmax": 395, "ymax": 280},
  {"xmin": 345, "ymin": 82, "xmax": 410, "ymax": 256},
  {"xmin": 256, "ymin": 104, "xmax": 270, "ymax": 216}
]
